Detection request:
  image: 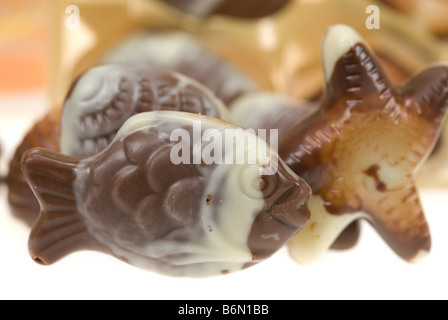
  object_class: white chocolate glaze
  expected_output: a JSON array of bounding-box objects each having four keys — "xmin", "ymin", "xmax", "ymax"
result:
[
  {"xmin": 288, "ymin": 196, "xmax": 366, "ymax": 265},
  {"xmin": 322, "ymin": 24, "xmax": 366, "ymax": 82}
]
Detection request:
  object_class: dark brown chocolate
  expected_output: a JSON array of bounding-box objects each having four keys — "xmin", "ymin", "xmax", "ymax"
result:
[
  {"xmin": 23, "ymin": 112, "xmax": 311, "ymax": 277},
  {"xmin": 330, "ymin": 221, "xmax": 361, "ymax": 251},
  {"xmin": 159, "ymin": 0, "xmax": 290, "ymax": 18}
]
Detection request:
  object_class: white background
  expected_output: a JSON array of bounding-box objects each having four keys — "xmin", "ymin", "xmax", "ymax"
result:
[{"xmin": 0, "ymin": 92, "xmax": 447, "ymax": 300}]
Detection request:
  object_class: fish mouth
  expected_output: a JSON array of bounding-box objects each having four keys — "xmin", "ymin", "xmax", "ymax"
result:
[{"xmin": 269, "ymin": 183, "xmax": 311, "ymax": 229}]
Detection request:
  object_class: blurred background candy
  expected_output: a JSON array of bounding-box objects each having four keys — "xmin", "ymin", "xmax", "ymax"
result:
[
  {"xmin": 0, "ymin": 0, "xmax": 49, "ymax": 93},
  {"xmin": 380, "ymin": 0, "xmax": 448, "ymax": 37}
]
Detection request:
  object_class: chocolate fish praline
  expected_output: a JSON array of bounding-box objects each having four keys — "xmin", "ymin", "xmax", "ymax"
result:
[{"xmin": 22, "ymin": 111, "xmax": 311, "ymax": 278}]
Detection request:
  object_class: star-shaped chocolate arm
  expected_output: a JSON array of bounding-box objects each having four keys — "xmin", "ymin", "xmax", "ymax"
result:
[{"xmin": 285, "ymin": 25, "xmax": 448, "ymax": 264}]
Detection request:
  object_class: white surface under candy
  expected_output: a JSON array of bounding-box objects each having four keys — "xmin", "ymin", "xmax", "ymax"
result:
[{"xmin": 1, "ymin": 93, "xmax": 448, "ymax": 299}]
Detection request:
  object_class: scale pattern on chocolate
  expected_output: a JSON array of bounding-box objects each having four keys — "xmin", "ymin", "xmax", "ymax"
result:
[{"xmin": 62, "ymin": 64, "xmax": 229, "ymax": 158}]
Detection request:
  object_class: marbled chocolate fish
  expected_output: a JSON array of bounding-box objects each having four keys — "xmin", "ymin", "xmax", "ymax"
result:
[{"xmin": 23, "ymin": 111, "xmax": 311, "ymax": 278}]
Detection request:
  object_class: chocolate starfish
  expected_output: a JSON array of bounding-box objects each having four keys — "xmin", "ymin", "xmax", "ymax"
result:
[{"xmin": 284, "ymin": 25, "xmax": 448, "ymax": 264}]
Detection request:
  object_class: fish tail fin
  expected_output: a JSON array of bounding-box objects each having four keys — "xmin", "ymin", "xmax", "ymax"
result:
[{"xmin": 21, "ymin": 148, "xmax": 102, "ymax": 265}]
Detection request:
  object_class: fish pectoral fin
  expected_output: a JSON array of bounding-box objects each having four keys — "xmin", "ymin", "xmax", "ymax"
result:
[
  {"xmin": 287, "ymin": 195, "xmax": 365, "ymax": 265},
  {"xmin": 22, "ymin": 148, "xmax": 105, "ymax": 265}
]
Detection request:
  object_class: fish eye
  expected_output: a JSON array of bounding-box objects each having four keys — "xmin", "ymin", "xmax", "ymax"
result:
[
  {"xmin": 239, "ymin": 165, "xmax": 276, "ymax": 200},
  {"xmin": 259, "ymin": 174, "xmax": 278, "ymax": 198}
]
